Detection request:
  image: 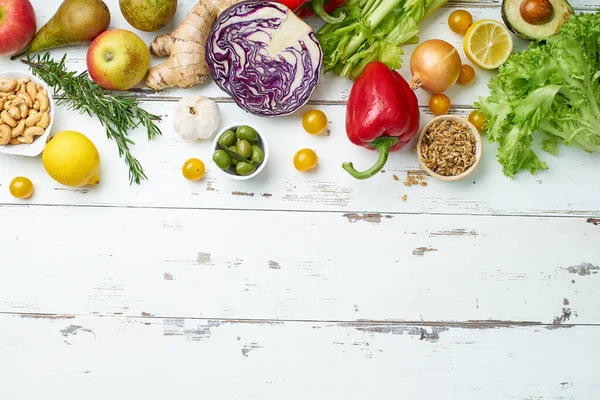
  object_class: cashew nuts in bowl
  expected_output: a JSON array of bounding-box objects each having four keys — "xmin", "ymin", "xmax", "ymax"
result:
[{"xmin": 0, "ymin": 71, "xmax": 54, "ymax": 157}]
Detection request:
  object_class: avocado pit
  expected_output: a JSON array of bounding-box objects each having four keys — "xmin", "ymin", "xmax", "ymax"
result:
[
  {"xmin": 520, "ymin": 0, "xmax": 555, "ymax": 25},
  {"xmin": 502, "ymin": 0, "xmax": 574, "ymax": 41}
]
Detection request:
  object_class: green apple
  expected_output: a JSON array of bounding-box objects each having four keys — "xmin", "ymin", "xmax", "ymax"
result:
[{"xmin": 86, "ymin": 29, "xmax": 150, "ymax": 91}]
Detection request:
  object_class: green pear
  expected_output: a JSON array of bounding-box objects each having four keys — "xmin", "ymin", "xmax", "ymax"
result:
[
  {"xmin": 119, "ymin": 0, "xmax": 177, "ymax": 32},
  {"xmin": 28, "ymin": 0, "xmax": 111, "ymax": 53}
]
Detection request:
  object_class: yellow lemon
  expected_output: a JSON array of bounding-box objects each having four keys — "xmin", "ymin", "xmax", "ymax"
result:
[
  {"xmin": 464, "ymin": 19, "xmax": 513, "ymax": 70},
  {"xmin": 42, "ymin": 131, "xmax": 101, "ymax": 187}
]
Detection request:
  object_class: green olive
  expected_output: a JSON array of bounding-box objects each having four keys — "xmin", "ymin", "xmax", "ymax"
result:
[
  {"xmin": 228, "ymin": 145, "xmax": 239, "ymax": 166},
  {"xmin": 236, "ymin": 125, "xmax": 258, "ymax": 143},
  {"xmin": 236, "ymin": 139, "xmax": 252, "ymax": 158},
  {"xmin": 219, "ymin": 130, "xmax": 237, "ymax": 147},
  {"xmin": 250, "ymin": 145, "xmax": 264, "ymax": 164},
  {"xmin": 212, "ymin": 150, "xmax": 231, "ymax": 170},
  {"xmin": 236, "ymin": 162, "xmax": 256, "ymax": 176}
]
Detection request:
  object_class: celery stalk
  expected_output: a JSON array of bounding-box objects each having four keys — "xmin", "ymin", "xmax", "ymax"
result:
[{"xmin": 316, "ymin": 0, "xmax": 448, "ymax": 79}]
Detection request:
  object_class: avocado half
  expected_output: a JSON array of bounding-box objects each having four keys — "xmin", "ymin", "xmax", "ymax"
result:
[{"xmin": 501, "ymin": 0, "xmax": 574, "ymax": 41}]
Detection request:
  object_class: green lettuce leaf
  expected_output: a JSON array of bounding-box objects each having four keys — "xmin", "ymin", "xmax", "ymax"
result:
[{"xmin": 474, "ymin": 11, "xmax": 600, "ymax": 178}]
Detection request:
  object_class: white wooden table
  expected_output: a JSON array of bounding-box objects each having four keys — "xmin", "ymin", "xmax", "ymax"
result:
[{"xmin": 1, "ymin": 0, "xmax": 599, "ymax": 398}]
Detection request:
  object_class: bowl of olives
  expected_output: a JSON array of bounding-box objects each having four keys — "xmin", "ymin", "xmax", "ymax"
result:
[{"xmin": 211, "ymin": 124, "xmax": 268, "ymax": 180}]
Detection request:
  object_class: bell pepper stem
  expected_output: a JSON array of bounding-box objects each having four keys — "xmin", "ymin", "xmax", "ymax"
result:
[
  {"xmin": 342, "ymin": 137, "xmax": 399, "ymax": 179},
  {"xmin": 311, "ymin": 0, "xmax": 347, "ymax": 23}
]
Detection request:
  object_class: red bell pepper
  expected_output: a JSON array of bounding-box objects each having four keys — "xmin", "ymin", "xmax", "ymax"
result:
[
  {"xmin": 279, "ymin": 0, "xmax": 347, "ymax": 23},
  {"xmin": 342, "ymin": 62, "xmax": 420, "ymax": 180}
]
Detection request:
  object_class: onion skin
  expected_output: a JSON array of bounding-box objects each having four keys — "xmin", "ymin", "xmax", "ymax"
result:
[{"xmin": 409, "ymin": 39, "xmax": 462, "ymax": 93}]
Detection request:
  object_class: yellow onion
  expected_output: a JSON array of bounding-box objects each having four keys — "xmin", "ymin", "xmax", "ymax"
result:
[{"xmin": 409, "ymin": 39, "xmax": 462, "ymax": 93}]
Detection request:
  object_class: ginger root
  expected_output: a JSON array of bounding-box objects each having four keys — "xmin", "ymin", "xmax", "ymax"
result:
[{"xmin": 146, "ymin": 0, "xmax": 242, "ymax": 91}]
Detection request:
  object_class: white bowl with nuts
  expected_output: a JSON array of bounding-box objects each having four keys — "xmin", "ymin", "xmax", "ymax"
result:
[
  {"xmin": 416, "ymin": 115, "xmax": 483, "ymax": 182},
  {"xmin": 0, "ymin": 71, "xmax": 54, "ymax": 157}
]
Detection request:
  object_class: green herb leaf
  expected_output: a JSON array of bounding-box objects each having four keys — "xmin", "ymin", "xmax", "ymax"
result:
[
  {"xmin": 219, "ymin": 143, "xmax": 249, "ymax": 162},
  {"xmin": 21, "ymin": 53, "xmax": 162, "ymax": 185}
]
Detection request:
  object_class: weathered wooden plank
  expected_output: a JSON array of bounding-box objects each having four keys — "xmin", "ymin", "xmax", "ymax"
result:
[
  {"xmin": 0, "ymin": 102, "xmax": 598, "ymax": 216},
  {"xmin": 4, "ymin": 2, "xmax": 581, "ymax": 106},
  {"xmin": 0, "ymin": 205, "xmax": 598, "ymax": 323},
  {"xmin": 1, "ymin": 314, "xmax": 599, "ymax": 399}
]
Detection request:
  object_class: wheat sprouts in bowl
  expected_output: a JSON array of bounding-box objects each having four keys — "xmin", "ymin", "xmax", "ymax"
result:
[{"xmin": 416, "ymin": 115, "xmax": 482, "ymax": 181}]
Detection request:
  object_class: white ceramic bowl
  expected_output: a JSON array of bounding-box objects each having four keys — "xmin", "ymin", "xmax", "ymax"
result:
[
  {"xmin": 0, "ymin": 71, "xmax": 55, "ymax": 157},
  {"xmin": 416, "ymin": 115, "xmax": 483, "ymax": 181},
  {"xmin": 211, "ymin": 124, "xmax": 269, "ymax": 181}
]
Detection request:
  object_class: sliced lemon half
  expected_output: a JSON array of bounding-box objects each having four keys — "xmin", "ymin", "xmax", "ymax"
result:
[{"xmin": 464, "ymin": 19, "xmax": 513, "ymax": 70}]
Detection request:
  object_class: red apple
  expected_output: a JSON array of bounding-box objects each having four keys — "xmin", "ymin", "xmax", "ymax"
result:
[
  {"xmin": 86, "ymin": 29, "xmax": 150, "ymax": 91},
  {"xmin": 0, "ymin": 0, "xmax": 36, "ymax": 56}
]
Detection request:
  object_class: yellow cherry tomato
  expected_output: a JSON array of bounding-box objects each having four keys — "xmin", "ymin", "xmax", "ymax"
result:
[
  {"xmin": 302, "ymin": 110, "xmax": 328, "ymax": 135},
  {"xmin": 468, "ymin": 110, "xmax": 486, "ymax": 131},
  {"xmin": 293, "ymin": 148, "xmax": 318, "ymax": 172},
  {"xmin": 9, "ymin": 177, "xmax": 34, "ymax": 199},
  {"xmin": 458, "ymin": 64, "xmax": 476, "ymax": 85},
  {"xmin": 448, "ymin": 10, "xmax": 473, "ymax": 35},
  {"xmin": 182, "ymin": 158, "xmax": 205, "ymax": 181},
  {"xmin": 428, "ymin": 94, "xmax": 451, "ymax": 116}
]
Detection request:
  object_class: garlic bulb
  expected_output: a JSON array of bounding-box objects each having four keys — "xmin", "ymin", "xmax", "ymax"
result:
[{"xmin": 173, "ymin": 96, "xmax": 220, "ymax": 141}]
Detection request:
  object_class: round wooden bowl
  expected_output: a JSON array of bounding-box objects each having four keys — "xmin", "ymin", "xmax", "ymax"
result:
[{"xmin": 416, "ymin": 115, "xmax": 483, "ymax": 182}]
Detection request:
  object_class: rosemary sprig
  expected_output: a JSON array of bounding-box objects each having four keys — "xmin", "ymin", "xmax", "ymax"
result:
[{"xmin": 21, "ymin": 52, "xmax": 162, "ymax": 185}]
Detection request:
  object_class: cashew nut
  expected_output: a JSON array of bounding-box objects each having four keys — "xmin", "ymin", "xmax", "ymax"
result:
[
  {"xmin": 0, "ymin": 78, "xmax": 51, "ymax": 145},
  {"xmin": 26, "ymin": 82, "xmax": 37, "ymax": 102},
  {"xmin": 37, "ymin": 112, "xmax": 50, "ymax": 129},
  {"xmin": 20, "ymin": 126, "xmax": 44, "ymax": 144},
  {"xmin": 11, "ymin": 96, "xmax": 23, "ymax": 106},
  {"xmin": 0, "ymin": 124, "xmax": 10, "ymax": 145},
  {"xmin": 0, "ymin": 79, "xmax": 17, "ymax": 93},
  {"xmin": 25, "ymin": 111, "xmax": 43, "ymax": 127},
  {"xmin": 17, "ymin": 92, "xmax": 33, "ymax": 108},
  {"xmin": 11, "ymin": 119, "xmax": 25, "ymax": 137},
  {"xmin": 1, "ymin": 110, "xmax": 17, "ymax": 128},
  {"xmin": 8, "ymin": 106, "xmax": 20, "ymax": 120},
  {"xmin": 36, "ymin": 92, "xmax": 49, "ymax": 112},
  {"xmin": 19, "ymin": 103, "xmax": 28, "ymax": 119}
]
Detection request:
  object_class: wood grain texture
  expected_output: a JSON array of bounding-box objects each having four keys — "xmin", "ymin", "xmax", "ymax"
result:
[
  {"xmin": 8, "ymin": 2, "xmax": 594, "ymax": 106},
  {"xmin": 0, "ymin": 205, "xmax": 598, "ymax": 323},
  {"xmin": 1, "ymin": 1, "xmax": 599, "ymax": 397},
  {"xmin": 1, "ymin": 314, "xmax": 599, "ymax": 399},
  {"xmin": 0, "ymin": 3, "xmax": 597, "ymax": 217},
  {"xmin": 0, "ymin": 102, "xmax": 598, "ymax": 216}
]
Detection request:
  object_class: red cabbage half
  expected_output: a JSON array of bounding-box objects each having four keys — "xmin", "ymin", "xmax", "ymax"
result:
[{"xmin": 206, "ymin": 1, "xmax": 323, "ymax": 117}]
